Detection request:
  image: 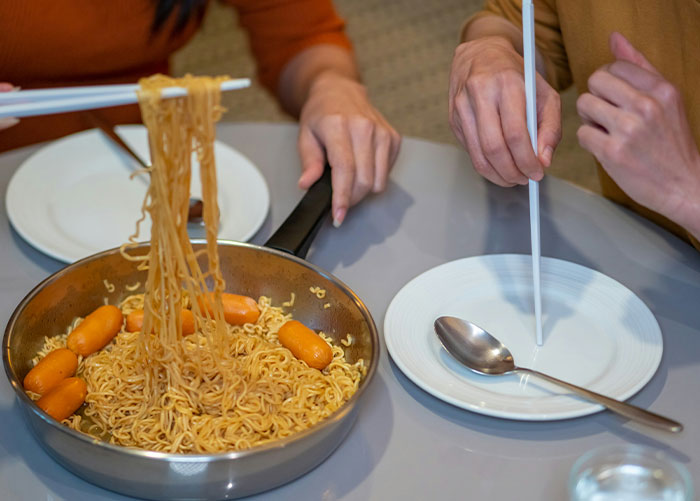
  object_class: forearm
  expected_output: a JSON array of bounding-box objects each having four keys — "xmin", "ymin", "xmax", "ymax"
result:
[
  {"xmin": 277, "ymin": 44, "xmax": 360, "ymax": 118},
  {"xmin": 461, "ymin": 14, "xmax": 548, "ymax": 78}
]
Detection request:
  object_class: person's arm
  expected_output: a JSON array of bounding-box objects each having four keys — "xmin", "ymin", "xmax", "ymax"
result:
[
  {"xmin": 226, "ymin": 0, "xmax": 400, "ymax": 227},
  {"xmin": 576, "ymin": 33, "xmax": 700, "ymax": 243}
]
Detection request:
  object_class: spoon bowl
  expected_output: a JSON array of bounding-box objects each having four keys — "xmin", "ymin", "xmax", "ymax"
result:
[
  {"xmin": 434, "ymin": 316, "xmax": 516, "ymax": 375},
  {"xmin": 434, "ymin": 316, "xmax": 682, "ymax": 433}
]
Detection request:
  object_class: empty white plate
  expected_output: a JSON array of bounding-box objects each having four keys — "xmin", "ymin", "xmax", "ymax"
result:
[
  {"xmin": 6, "ymin": 125, "xmax": 269, "ymax": 263},
  {"xmin": 384, "ymin": 254, "xmax": 663, "ymax": 421}
]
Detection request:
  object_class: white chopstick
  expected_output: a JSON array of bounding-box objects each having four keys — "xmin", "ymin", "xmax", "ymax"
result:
[
  {"xmin": 0, "ymin": 78, "xmax": 251, "ymax": 119},
  {"xmin": 523, "ymin": 0, "xmax": 543, "ymax": 347}
]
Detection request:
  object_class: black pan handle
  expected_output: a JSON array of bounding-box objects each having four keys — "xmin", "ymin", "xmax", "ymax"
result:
[{"xmin": 265, "ymin": 163, "xmax": 332, "ymax": 259}]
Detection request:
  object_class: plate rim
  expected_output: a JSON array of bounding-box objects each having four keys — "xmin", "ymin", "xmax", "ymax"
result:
[
  {"xmin": 384, "ymin": 253, "xmax": 663, "ymax": 421},
  {"xmin": 6, "ymin": 125, "xmax": 270, "ymax": 263}
]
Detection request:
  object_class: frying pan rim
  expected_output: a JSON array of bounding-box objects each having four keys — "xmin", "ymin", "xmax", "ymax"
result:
[{"xmin": 3, "ymin": 239, "xmax": 379, "ymax": 461}]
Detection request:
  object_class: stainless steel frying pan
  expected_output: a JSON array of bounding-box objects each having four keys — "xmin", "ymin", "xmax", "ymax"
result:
[{"xmin": 3, "ymin": 168, "xmax": 379, "ymax": 500}]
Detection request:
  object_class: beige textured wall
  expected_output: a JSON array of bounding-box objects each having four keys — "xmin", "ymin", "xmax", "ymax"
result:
[{"xmin": 172, "ymin": 0, "xmax": 597, "ymax": 192}]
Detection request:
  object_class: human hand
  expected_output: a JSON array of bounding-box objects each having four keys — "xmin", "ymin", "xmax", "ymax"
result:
[
  {"xmin": 577, "ymin": 32, "xmax": 700, "ymax": 235},
  {"xmin": 449, "ymin": 36, "xmax": 561, "ymax": 187},
  {"xmin": 0, "ymin": 82, "xmax": 20, "ymax": 130},
  {"xmin": 297, "ymin": 71, "xmax": 400, "ymax": 227}
]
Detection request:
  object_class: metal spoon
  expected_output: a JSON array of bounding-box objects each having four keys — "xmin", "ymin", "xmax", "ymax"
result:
[
  {"xmin": 434, "ymin": 316, "xmax": 683, "ymax": 433},
  {"xmin": 85, "ymin": 110, "xmax": 204, "ymax": 224}
]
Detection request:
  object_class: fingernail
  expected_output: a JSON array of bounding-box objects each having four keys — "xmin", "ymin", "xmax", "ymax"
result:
[
  {"xmin": 542, "ymin": 146, "xmax": 553, "ymax": 167},
  {"xmin": 333, "ymin": 208, "xmax": 346, "ymax": 228},
  {"xmin": 0, "ymin": 117, "xmax": 19, "ymax": 128}
]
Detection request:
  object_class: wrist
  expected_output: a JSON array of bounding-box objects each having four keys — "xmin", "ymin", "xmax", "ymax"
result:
[
  {"xmin": 308, "ymin": 68, "xmax": 361, "ymax": 93},
  {"xmin": 459, "ymin": 17, "xmax": 549, "ymax": 78},
  {"xmin": 461, "ymin": 14, "xmax": 522, "ymax": 51},
  {"xmin": 304, "ymin": 71, "xmax": 367, "ymax": 113},
  {"xmin": 278, "ymin": 45, "xmax": 358, "ymax": 117}
]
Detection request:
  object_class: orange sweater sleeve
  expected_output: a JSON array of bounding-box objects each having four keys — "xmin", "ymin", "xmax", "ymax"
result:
[{"xmin": 225, "ymin": 0, "xmax": 352, "ymax": 94}]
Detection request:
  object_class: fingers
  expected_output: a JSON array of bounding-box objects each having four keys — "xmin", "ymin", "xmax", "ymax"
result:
[
  {"xmin": 367, "ymin": 120, "xmax": 400, "ymax": 194},
  {"xmin": 577, "ymin": 123, "xmax": 612, "ymax": 164},
  {"xmin": 449, "ymin": 66, "xmax": 557, "ymax": 186},
  {"xmin": 473, "ymin": 94, "xmax": 529, "ymax": 186},
  {"xmin": 453, "ymin": 94, "xmax": 513, "ymax": 186},
  {"xmin": 342, "ymin": 118, "xmax": 399, "ymax": 218},
  {"xmin": 306, "ymin": 114, "xmax": 399, "ymax": 227},
  {"xmin": 576, "ymin": 93, "xmax": 618, "ymax": 134},
  {"xmin": 587, "ymin": 61, "xmax": 677, "ymax": 128},
  {"xmin": 297, "ymin": 70, "xmax": 400, "ymax": 226},
  {"xmin": 373, "ymin": 127, "xmax": 392, "ymax": 193},
  {"xmin": 602, "ymin": 33, "xmax": 672, "ymax": 116},
  {"xmin": 297, "ymin": 127, "xmax": 326, "ymax": 189},
  {"xmin": 609, "ymin": 32, "xmax": 658, "ymax": 74},
  {"xmin": 500, "ymin": 85, "xmax": 543, "ymax": 180},
  {"xmin": 587, "ymin": 66, "xmax": 642, "ymax": 109},
  {"xmin": 535, "ymin": 77, "xmax": 562, "ymax": 167},
  {"xmin": 387, "ymin": 126, "xmax": 401, "ymax": 176},
  {"xmin": 606, "ymin": 61, "xmax": 661, "ymax": 95},
  {"xmin": 315, "ymin": 122, "xmax": 355, "ymax": 227},
  {"xmin": 349, "ymin": 119, "xmax": 375, "ymax": 205},
  {"xmin": 0, "ymin": 83, "xmax": 20, "ymax": 130}
]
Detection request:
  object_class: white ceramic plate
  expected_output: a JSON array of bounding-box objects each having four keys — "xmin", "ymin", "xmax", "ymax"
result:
[
  {"xmin": 384, "ymin": 254, "xmax": 663, "ymax": 421},
  {"xmin": 6, "ymin": 125, "xmax": 269, "ymax": 263}
]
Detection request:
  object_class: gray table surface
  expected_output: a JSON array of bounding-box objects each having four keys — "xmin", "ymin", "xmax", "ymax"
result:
[{"xmin": 1, "ymin": 122, "xmax": 699, "ymax": 500}]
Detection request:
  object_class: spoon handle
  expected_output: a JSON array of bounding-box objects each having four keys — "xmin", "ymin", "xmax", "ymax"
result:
[{"xmin": 516, "ymin": 367, "xmax": 683, "ymax": 433}]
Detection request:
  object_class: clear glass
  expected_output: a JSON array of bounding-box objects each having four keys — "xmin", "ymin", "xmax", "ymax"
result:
[{"xmin": 569, "ymin": 444, "xmax": 693, "ymax": 501}]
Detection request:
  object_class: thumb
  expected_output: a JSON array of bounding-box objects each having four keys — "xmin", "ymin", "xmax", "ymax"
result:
[{"xmin": 609, "ymin": 32, "xmax": 658, "ymax": 74}]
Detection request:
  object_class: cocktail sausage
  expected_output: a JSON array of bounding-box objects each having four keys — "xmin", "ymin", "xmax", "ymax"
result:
[
  {"xmin": 278, "ymin": 320, "xmax": 333, "ymax": 370},
  {"xmin": 36, "ymin": 377, "xmax": 87, "ymax": 422},
  {"xmin": 198, "ymin": 293, "xmax": 260, "ymax": 325},
  {"xmin": 23, "ymin": 348, "xmax": 78, "ymax": 395},
  {"xmin": 67, "ymin": 305, "xmax": 123, "ymax": 356},
  {"xmin": 125, "ymin": 308, "xmax": 195, "ymax": 335}
]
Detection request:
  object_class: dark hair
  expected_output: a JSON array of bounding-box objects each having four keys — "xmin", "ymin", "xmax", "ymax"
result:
[{"xmin": 152, "ymin": 0, "xmax": 207, "ymax": 34}]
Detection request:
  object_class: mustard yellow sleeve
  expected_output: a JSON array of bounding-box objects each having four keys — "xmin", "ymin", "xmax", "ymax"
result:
[{"xmin": 462, "ymin": 0, "xmax": 572, "ymax": 91}]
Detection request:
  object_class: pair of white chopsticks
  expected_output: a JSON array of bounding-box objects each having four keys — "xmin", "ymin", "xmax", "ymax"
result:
[{"xmin": 0, "ymin": 78, "xmax": 251, "ymax": 119}]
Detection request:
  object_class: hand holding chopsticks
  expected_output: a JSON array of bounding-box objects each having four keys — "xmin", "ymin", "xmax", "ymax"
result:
[
  {"xmin": 0, "ymin": 78, "xmax": 250, "ymax": 119},
  {"xmin": 447, "ymin": 17, "xmax": 561, "ymax": 184}
]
